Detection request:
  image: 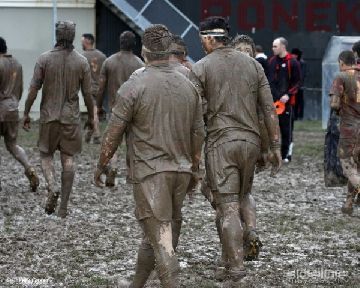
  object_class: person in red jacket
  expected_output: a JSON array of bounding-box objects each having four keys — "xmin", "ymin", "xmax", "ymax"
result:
[{"xmin": 268, "ymin": 37, "xmax": 301, "ymax": 162}]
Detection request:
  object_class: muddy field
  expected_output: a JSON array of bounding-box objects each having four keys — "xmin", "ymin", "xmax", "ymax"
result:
[{"xmin": 0, "ymin": 121, "xmax": 359, "ymax": 288}]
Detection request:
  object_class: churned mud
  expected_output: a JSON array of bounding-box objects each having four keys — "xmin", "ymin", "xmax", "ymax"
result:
[{"xmin": 0, "ymin": 121, "xmax": 359, "ymax": 287}]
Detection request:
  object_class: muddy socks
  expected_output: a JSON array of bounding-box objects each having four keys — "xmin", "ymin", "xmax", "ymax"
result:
[{"xmin": 58, "ymin": 171, "xmax": 75, "ymax": 218}]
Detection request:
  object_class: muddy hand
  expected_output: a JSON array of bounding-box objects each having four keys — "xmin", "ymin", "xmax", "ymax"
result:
[
  {"xmin": 84, "ymin": 118, "xmax": 94, "ymax": 130},
  {"xmin": 23, "ymin": 115, "xmax": 31, "ymax": 131},
  {"xmin": 188, "ymin": 173, "xmax": 199, "ymax": 194},
  {"xmin": 94, "ymin": 168, "xmax": 105, "ymax": 187},
  {"xmin": 269, "ymin": 149, "xmax": 282, "ymax": 177},
  {"xmin": 255, "ymin": 152, "xmax": 268, "ymax": 173}
]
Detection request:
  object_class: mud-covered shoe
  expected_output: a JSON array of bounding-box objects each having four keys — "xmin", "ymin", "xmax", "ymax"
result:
[
  {"xmin": 244, "ymin": 229, "xmax": 263, "ymax": 261},
  {"xmin": 228, "ymin": 268, "xmax": 246, "ymax": 282},
  {"xmin": 215, "ymin": 266, "xmax": 228, "ymax": 282},
  {"xmin": 341, "ymin": 199, "xmax": 353, "ymax": 215},
  {"xmin": 105, "ymin": 168, "xmax": 117, "ymax": 187},
  {"xmin": 45, "ymin": 189, "xmax": 59, "ymax": 215},
  {"xmin": 341, "ymin": 189, "xmax": 355, "ymax": 215},
  {"xmin": 25, "ymin": 167, "xmax": 40, "ymax": 192}
]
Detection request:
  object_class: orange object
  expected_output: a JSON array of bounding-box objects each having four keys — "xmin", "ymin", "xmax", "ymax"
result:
[{"xmin": 274, "ymin": 101, "xmax": 286, "ymax": 115}]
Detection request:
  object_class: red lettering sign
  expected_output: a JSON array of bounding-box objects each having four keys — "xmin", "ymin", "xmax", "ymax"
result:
[
  {"xmin": 238, "ymin": 0, "xmax": 265, "ymax": 30},
  {"xmin": 337, "ymin": 2, "xmax": 360, "ymax": 32},
  {"xmin": 305, "ymin": 1, "xmax": 331, "ymax": 31},
  {"xmin": 272, "ymin": 0, "xmax": 298, "ymax": 31},
  {"xmin": 200, "ymin": 0, "xmax": 358, "ymax": 32},
  {"xmin": 201, "ymin": 0, "xmax": 231, "ymax": 19}
]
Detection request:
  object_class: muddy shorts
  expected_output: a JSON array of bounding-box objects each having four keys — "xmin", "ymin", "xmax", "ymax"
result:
[
  {"xmin": 38, "ymin": 121, "xmax": 82, "ymax": 156},
  {"xmin": 0, "ymin": 121, "xmax": 18, "ymax": 142},
  {"xmin": 206, "ymin": 140, "xmax": 260, "ymax": 204},
  {"xmin": 133, "ymin": 172, "xmax": 191, "ymax": 222}
]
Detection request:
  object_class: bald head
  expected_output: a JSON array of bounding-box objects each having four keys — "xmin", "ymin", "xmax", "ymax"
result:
[{"xmin": 272, "ymin": 37, "xmax": 288, "ymax": 57}]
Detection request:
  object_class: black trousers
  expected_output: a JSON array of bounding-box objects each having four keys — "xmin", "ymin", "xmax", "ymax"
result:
[
  {"xmin": 294, "ymin": 89, "xmax": 304, "ymax": 120},
  {"xmin": 279, "ymin": 105, "xmax": 293, "ymax": 159}
]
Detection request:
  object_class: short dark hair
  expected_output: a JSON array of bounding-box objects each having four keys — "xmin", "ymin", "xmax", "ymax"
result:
[
  {"xmin": 171, "ymin": 34, "xmax": 188, "ymax": 56},
  {"xmin": 291, "ymin": 48, "xmax": 303, "ymax": 60},
  {"xmin": 142, "ymin": 24, "xmax": 172, "ymax": 61},
  {"xmin": 120, "ymin": 31, "xmax": 136, "ymax": 51},
  {"xmin": 255, "ymin": 45, "xmax": 263, "ymax": 53},
  {"xmin": 231, "ymin": 34, "xmax": 255, "ymax": 56},
  {"xmin": 82, "ymin": 33, "xmax": 95, "ymax": 44},
  {"xmin": 199, "ymin": 16, "xmax": 230, "ymax": 45},
  {"xmin": 0, "ymin": 37, "xmax": 7, "ymax": 54},
  {"xmin": 338, "ymin": 50, "xmax": 356, "ymax": 66},
  {"xmin": 352, "ymin": 40, "xmax": 360, "ymax": 56}
]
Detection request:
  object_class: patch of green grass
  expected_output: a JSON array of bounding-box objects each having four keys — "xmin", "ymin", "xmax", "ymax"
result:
[
  {"xmin": 294, "ymin": 120, "xmax": 323, "ymax": 132},
  {"xmin": 295, "ymin": 142, "xmax": 323, "ymax": 158}
]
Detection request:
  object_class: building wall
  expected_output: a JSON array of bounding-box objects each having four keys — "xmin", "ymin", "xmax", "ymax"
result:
[{"xmin": 0, "ymin": 5, "xmax": 95, "ymax": 117}]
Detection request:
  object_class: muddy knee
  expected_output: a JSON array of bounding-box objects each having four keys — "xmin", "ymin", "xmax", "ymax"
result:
[
  {"xmin": 217, "ymin": 202, "xmax": 242, "ymax": 234},
  {"xmin": 61, "ymin": 153, "xmax": 75, "ymax": 173}
]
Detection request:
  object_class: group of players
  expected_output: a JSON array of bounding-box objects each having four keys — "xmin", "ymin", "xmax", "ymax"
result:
[{"xmin": 0, "ymin": 14, "xmax": 359, "ymax": 287}]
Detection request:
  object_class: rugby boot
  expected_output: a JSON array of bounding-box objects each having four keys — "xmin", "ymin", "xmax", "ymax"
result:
[
  {"xmin": 25, "ymin": 167, "xmax": 40, "ymax": 192},
  {"xmin": 244, "ymin": 229, "xmax": 263, "ymax": 261},
  {"xmin": 45, "ymin": 188, "xmax": 59, "ymax": 215}
]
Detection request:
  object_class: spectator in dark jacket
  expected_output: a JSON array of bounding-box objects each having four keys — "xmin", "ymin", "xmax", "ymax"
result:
[
  {"xmin": 255, "ymin": 45, "xmax": 269, "ymax": 78},
  {"xmin": 291, "ymin": 48, "xmax": 306, "ymax": 120},
  {"xmin": 268, "ymin": 37, "xmax": 301, "ymax": 162}
]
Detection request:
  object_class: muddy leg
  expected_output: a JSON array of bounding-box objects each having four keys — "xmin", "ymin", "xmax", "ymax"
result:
[
  {"xmin": 41, "ymin": 152, "xmax": 59, "ymax": 214},
  {"xmin": 143, "ymin": 217, "xmax": 180, "ymax": 288},
  {"xmin": 240, "ymin": 193, "xmax": 263, "ymax": 260},
  {"xmin": 217, "ymin": 199, "xmax": 246, "ymax": 281},
  {"xmin": 131, "ymin": 236, "xmax": 155, "ymax": 288},
  {"xmin": 214, "ymin": 212, "xmax": 229, "ymax": 282},
  {"xmin": 340, "ymin": 158, "xmax": 360, "ymax": 215},
  {"xmin": 5, "ymin": 139, "xmax": 39, "ymax": 191},
  {"xmin": 58, "ymin": 153, "xmax": 75, "ymax": 218},
  {"xmin": 171, "ymin": 219, "xmax": 182, "ymax": 251},
  {"xmin": 5, "ymin": 140, "xmax": 31, "ymax": 170},
  {"xmin": 93, "ymin": 106, "xmax": 101, "ymax": 144}
]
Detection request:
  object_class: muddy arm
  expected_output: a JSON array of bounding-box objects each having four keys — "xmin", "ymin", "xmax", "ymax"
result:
[
  {"xmin": 24, "ymin": 61, "xmax": 44, "ymax": 116},
  {"xmin": 330, "ymin": 95, "xmax": 341, "ymax": 112},
  {"xmin": 96, "ymin": 116, "xmax": 126, "ymax": 173},
  {"xmin": 24, "ymin": 87, "xmax": 38, "ymax": 116},
  {"xmin": 191, "ymin": 92, "xmax": 205, "ymax": 170},
  {"xmin": 18, "ymin": 65, "xmax": 24, "ymax": 101},
  {"xmin": 81, "ymin": 63, "xmax": 94, "ymax": 121},
  {"xmin": 329, "ymin": 76, "xmax": 344, "ymax": 113}
]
